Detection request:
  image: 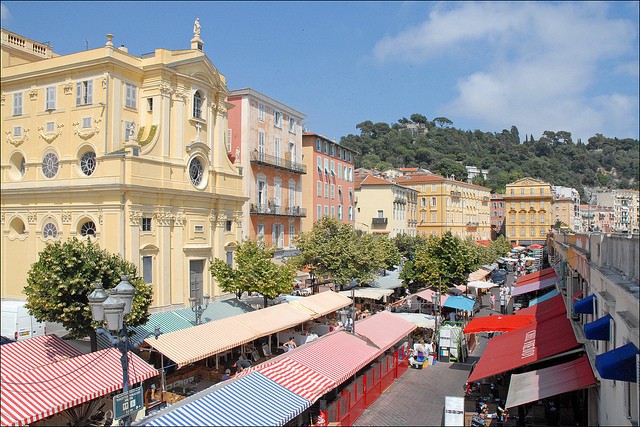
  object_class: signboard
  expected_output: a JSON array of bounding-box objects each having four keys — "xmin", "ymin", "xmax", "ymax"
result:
[
  {"xmin": 443, "ymin": 396, "xmax": 465, "ymax": 426},
  {"xmin": 439, "ymin": 328, "xmax": 452, "ymax": 348},
  {"xmin": 113, "ymin": 386, "xmax": 144, "ymax": 420}
]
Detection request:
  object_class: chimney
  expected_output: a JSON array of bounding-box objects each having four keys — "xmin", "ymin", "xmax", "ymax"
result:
[{"xmin": 118, "ymin": 45, "xmax": 128, "ymax": 53}]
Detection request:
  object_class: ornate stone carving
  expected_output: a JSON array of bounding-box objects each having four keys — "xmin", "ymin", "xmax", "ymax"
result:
[
  {"xmin": 61, "ymin": 212, "xmax": 72, "ymax": 224},
  {"xmin": 174, "ymin": 211, "xmax": 186, "ymax": 227},
  {"xmin": 37, "ymin": 123, "xmax": 64, "ymax": 144},
  {"xmin": 129, "ymin": 210, "xmax": 142, "ymax": 226},
  {"xmin": 28, "ymin": 89, "xmax": 38, "ymax": 101},
  {"xmin": 1, "ymin": 93, "xmax": 5, "ymax": 106},
  {"xmin": 101, "ymin": 77, "xmax": 107, "ymax": 89},
  {"xmin": 63, "ymin": 82, "xmax": 74, "ymax": 95},
  {"xmin": 27, "ymin": 212, "xmax": 38, "ymax": 224},
  {"xmin": 233, "ymin": 213, "xmax": 243, "ymax": 226},
  {"xmin": 173, "ymin": 89, "xmax": 187, "ymax": 102},
  {"xmin": 98, "ymin": 210, "xmax": 103, "ymax": 225},
  {"xmin": 155, "ymin": 210, "xmax": 174, "ymax": 227},
  {"xmin": 159, "ymin": 83, "xmax": 173, "ymax": 97},
  {"xmin": 6, "ymin": 128, "xmax": 29, "ymax": 147},
  {"xmin": 1, "ymin": 212, "xmax": 4, "ymax": 225},
  {"xmin": 73, "ymin": 118, "xmax": 101, "ymax": 140}
]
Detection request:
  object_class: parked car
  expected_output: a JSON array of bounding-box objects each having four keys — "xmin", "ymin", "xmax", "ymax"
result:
[{"xmin": 491, "ymin": 269, "xmax": 507, "ymax": 285}]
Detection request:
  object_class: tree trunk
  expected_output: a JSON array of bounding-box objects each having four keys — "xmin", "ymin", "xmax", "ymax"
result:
[
  {"xmin": 89, "ymin": 329, "xmax": 98, "ymax": 353},
  {"xmin": 263, "ymin": 295, "xmax": 268, "ymax": 309}
]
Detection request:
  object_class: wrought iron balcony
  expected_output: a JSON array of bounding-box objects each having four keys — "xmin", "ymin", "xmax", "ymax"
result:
[
  {"xmin": 450, "ymin": 191, "xmax": 462, "ymax": 197},
  {"xmin": 250, "ymin": 203, "xmax": 306, "ymax": 217},
  {"xmin": 372, "ymin": 217, "xmax": 388, "ymax": 225},
  {"xmin": 249, "ymin": 150, "xmax": 307, "ymax": 174}
]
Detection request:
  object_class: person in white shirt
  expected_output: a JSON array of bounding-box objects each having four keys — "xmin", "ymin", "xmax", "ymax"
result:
[{"xmin": 409, "ymin": 339, "xmax": 427, "ymax": 368}]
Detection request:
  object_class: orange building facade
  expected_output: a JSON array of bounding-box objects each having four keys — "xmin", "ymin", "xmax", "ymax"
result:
[
  {"xmin": 301, "ymin": 133, "xmax": 357, "ymax": 232},
  {"xmin": 227, "ymin": 89, "xmax": 306, "ymax": 253}
]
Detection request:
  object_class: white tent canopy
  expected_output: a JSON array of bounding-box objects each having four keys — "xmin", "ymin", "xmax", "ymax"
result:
[
  {"xmin": 392, "ymin": 313, "xmax": 436, "ymax": 329},
  {"xmin": 467, "ymin": 281, "xmax": 498, "ymax": 290},
  {"xmin": 339, "ymin": 288, "xmax": 394, "ymax": 301}
]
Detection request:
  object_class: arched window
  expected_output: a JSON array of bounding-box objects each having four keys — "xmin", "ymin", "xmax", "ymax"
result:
[
  {"xmin": 80, "ymin": 221, "xmax": 96, "ymax": 237},
  {"xmin": 193, "ymin": 91, "xmax": 203, "ymax": 119},
  {"xmin": 189, "ymin": 157, "xmax": 204, "ymax": 187},
  {"xmin": 43, "ymin": 222, "xmax": 58, "ymax": 239},
  {"xmin": 42, "ymin": 152, "xmax": 59, "ymax": 178},
  {"xmin": 80, "ymin": 151, "xmax": 96, "ymax": 176}
]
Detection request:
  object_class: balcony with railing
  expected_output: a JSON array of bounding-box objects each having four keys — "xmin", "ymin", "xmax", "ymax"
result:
[
  {"xmin": 372, "ymin": 217, "xmax": 388, "ymax": 225},
  {"xmin": 450, "ymin": 191, "xmax": 462, "ymax": 198},
  {"xmin": 250, "ymin": 203, "xmax": 306, "ymax": 217},
  {"xmin": 250, "ymin": 150, "xmax": 307, "ymax": 174}
]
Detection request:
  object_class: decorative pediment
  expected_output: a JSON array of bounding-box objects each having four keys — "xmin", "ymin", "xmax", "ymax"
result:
[
  {"xmin": 5, "ymin": 129, "xmax": 29, "ymax": 146},
  {"xmin": 38, "ymin": 123, "xmax": 64, "ymax": 144},
  {"xmin": 73, "ymin": 119, "xmax": 101, "ymax": 140},
  {"xmin": 186, "ymin": 141, "xmax": 210, "ymax": 155},
  {"xmin": 511, "ymin": 177, "xmax": 549, "ymax": 187}
]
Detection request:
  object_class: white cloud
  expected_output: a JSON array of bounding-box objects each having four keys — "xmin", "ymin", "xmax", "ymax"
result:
[{"xmin": 374, "ymin": 1, "xmax": 639, "ymax": 141}]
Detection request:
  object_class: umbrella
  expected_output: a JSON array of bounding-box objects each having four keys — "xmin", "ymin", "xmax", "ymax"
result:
[
  {"xmin": 529, "ymin": 244, "xmax": 543, "ymax": 249},
  {"xmin": 467, "ymin": 281, "xmax": 497, "ymax": 290},
  {"xmin": 463, "ymin": 314, "xmax": 535, "ymax": 333}
]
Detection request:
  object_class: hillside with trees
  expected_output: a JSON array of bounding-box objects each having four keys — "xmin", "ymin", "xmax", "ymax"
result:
[{"xmin": 339, "ymin": 114, "xmax": 639, "ymax": 199}]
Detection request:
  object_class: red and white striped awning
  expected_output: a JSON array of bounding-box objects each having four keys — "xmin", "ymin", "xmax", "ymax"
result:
[
  {"xmin": 0, "ymin": 335, "xmax": 82, "ymax": 374},
  {"xmin": 287, "ymin": 331, "xmax": 380, "ymax": 385},
  {"xmin": 0, "ymin": 348, "xmax": 158, "ymax": 426}
]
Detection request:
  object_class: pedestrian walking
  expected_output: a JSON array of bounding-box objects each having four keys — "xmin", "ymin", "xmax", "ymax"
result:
[
  {"xmin": 489, "ymin": 293, "xmax": 496, "ymax": 311},
  {"xmin": 500, "ymin": 290, "xmax": 507, "ymax": 314}
]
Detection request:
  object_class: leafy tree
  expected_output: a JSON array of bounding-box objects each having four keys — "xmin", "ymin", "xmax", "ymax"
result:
[
  {"xmin": 210, "ymin": 240, "xmax": 295, "ymax": 308},
  {"xmin": 292, "ymin": 217, "xmax": 393, "ymax": 289},
  {"xmin": 24, "ymin": 237, "xmax": 152, "ymax": 352},
  {"xmin": 433, "ymin": 116, "xmax": 453, "ymax": 128},
  {"xmin": 392, "ymin": 233, "xmax": 427, "ymax": 260},
  {"xmin": 431, "ymin": 158, "xmax": 468, "ymax": 181}
]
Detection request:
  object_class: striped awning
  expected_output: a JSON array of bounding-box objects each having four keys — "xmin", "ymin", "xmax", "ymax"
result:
[
  {"xmin": 339, "ymin": 287, "xmax": 394, "ymax": 300},
  {"xmin": 0, "ymin": 335, "xmax": 82, "ymax": 374},
  {"xmin": 290, "ymin": 291, "xmax": 352, "ymax": 318},
  {"xmin": 356, "ymin": 310, "xmax": 416, "ymax": 351},
  {"xmin": 145, "ymin": 372, "xmax": 311, "ymax": 427},
  {"xmin": 145, "ymin": 316, "xmax": 258, "ymax": 368},
  {"xmin": 234, "ymin": 303, "xmax": 312, "ymax": 336},
  {"xmin": 0, "ymin": 348, "xmax": 158, "ymax": 426},
  {"xmin": 287, "ymin": 331, "xmax": 380, "ymax": 385}
]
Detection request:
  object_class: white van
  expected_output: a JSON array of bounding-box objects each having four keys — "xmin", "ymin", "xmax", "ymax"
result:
[{"xmin": 1, "ymin": 300, "xmax": 46, "ymax": 341}]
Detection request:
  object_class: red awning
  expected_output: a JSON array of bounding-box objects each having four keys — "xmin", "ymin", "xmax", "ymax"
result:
[
  {"xmin": 356, "ymin": 310, "xmax": 416, "ymax": 352},
  {"xmin": 0, "ymin": 335, "xmax": 82, "ymax": 374},
  {"xmin": 511, "ymin": 276, "xmax": 558, "ymax": 296},
  {"xmin": 516, "ymin": 294, "xmax": 566, "ymax": 323},
  {"xmin": 0, "ymin": 348, "xmax": 158, "ymax": 426},
  {"xmin": 287, "ymin": 331, "xmax": 380, "ymax": 385},
  {"xmin": 505, "ymin": 356, "xmax": 595, "ymax": 408},
  {"xmin": 463, "ymin": 314, "xmax": 535, "ymax": 334},
  {"xmin": 515, "ymin": 267, "xmax": 557, "ymax": 286},
  {"xmin": 467, "ymin": 313, "xmax": 580, "ymax": 383}
]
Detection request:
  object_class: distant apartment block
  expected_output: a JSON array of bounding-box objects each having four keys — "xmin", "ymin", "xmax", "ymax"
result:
[{"xmin": 503, "ymin": 178, "xmax": 554, "ymax": 245}]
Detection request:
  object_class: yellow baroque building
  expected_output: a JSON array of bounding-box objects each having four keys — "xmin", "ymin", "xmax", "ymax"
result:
[
  {"xmin": 1, "ymin": 28, "xmax": 245, "ymax": 310},
  {"xmin": 503, "ymin": 177, "xmax": 554, "ymax": 245}
]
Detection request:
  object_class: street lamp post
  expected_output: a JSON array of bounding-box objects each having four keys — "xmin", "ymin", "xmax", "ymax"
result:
[
  {"xmin": 88, "ymin": 276, "xmax": 161, "ymax": 426},
  {"xmin": 338, "ymin": 285, "xmax": 357, "ymax": 334},
  {"xmin": 189, "ymin": 289, "xmax": 210, "ymax": 326},
  {"xmin": 431, "ymin": 283, "xmax": 441, "ymax": 363}
]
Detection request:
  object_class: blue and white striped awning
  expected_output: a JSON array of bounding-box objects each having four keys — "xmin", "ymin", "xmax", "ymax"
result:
[{"xmin": 145, "ymin": 372, "xmax": 311, "ymax": 426}]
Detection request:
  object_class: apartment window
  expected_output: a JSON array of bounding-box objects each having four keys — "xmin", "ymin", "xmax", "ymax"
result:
[
  {"xmin": 317, "ymin": 205, "xmax": 322, "ymax": 219},
  {"xmin": 377, "ymin": 210, "xmax": 384, "ymax": 218},
  {"xmin": 431, "ymin": 197, "xmax": 437, "ymax": 207},
  {"xmin": 521, "ymin": 214, "xmax": 526, "ymax": 223},
  {"xmin": 338, "ymin": 185, "xmax": 342, "ymax": 200},
  {"xmin": 142, "ymin": 256, "xmax": 153, "ymax": 284},
  {"xmin": 520, "ymin": 189, "xmax": 525, "ymax": 195},
  {"xmin": 13, "ymin": 126, "xmax": 21, "ymax": 137},
  {"xmin": 315, "ymin": 138, "xmax": 321, "ymax": 151},
  {"xmin": 338, "ymin": 205, "xmax": 343, "ymax": 220},
  {"xmin": 258, "ymin": 103, "xmax": 265, "ymax": 121},
  {"xmin": 193, "ymin": 90, "xmax": 203, "ymax": 119},
  {"xmin": 331, "ymin": 206, "xmax": 335, "ymax": 218},
  {"xmin": 421, "ymin": 198, "xmax": 427, "ymax": 207},
  {"xmin": 521, "ymin": 227, "xmax": 526, "ymax": 236},
  {"xmin": 43, "ymin": 222, "xmax": 58, "ymax": 239},
  {"xmin": 324, "ymin": 182, "xmax": 329, "ymax": 198},
  {"xmin": 540, "ymin": 188, "xmax": 545, "ymax": 195},
  {"xmin": 147, "ymin": 98, "xmax": 153, "ymax": 112},
  {"xmin": 289, "ymin": 117, "xmax": 295, "ymax": 133},
  {"xmin": 46, "ymin": 86, "xmax": 56, "ymax": 110},
  {"xmin": 530, "ymin": 227, "xmax": 536, "ymax": 236},
  {"xmin": 46, "ymin": 121, "xmax": 55, "ymax": 133},
  {"xmin": 530, "ymin": 188, "xmax": 535, "ymax": 195},
  {"xmin": 13, "ymin": 92, "xmax": 23, "ymax": 115},
  {"xmin": 125, "ymin": 83, "xmax": 137, "ymax": 109},
  {"xmin": 348, "ymin": 206, "xmax": 354, "ymax": 221},
  {"xmin": 124, "ymin": 121, "xmax": 134, "ymax": 141},
  {"xmin": 324, "ymin": 158, "xmax": 329, "ymax": 174},
  {"xmin": 324, "ymin": 205, "xmax": 329, "ymax": 216},
  {"xmin": 317, "ymin": 156, "xmax": 322, "ymax": 172},
  {"xmin": 76, "ymin": 80, "xmax": 93, "ymax": 106},
  {"xmin": 540, "ymin": 214, "xmax": 545, "ymax": 223},
  {"xmin": 337, "ymin": 164, "xmax": 342, "ymax": 179},
  {"xmin": 257, "ymin": 223, "xmax": 265, "ymax": 239},
  {"xmin": 274, "ymin": 137, "xmax": 281, "ymax": 159},
  {"xmin": 330, "ymin": 161, "xmax": 335, "ymax": 175},
  {"xmin": 323, "ymin": 141, "xmax": 329, "ymax": 154},
  {"xmin": 531, "ymin": 213, "xmax": 536, "ymax": 223},
  {"xmin": 225, "ymin": 220, "xmax": 233, "ymax": 232},
  {"xmin": 83, "ymin": 117, "xmax": 92, "ymax": 129},
  {"xmin": 142, "ymin": 217, "xmax": 152, "ymax": 232},
  {"xmin": 510, "ymin": 202, "xmax": 515, "ymax": 209},
  {"xmin": 349, "ymin": 190, "xmax": 353, "ymax": 204},
  {"xmin": 431, "ymin": 212, "xmax": 437, "ymax": 222},
  {"xmin": 274, "ymin": 111, "xmax": 282, "ymax": 128},
  {"xmin": 540, "ymin": 201, "xmax": 545, "ymax": 208},
  {"xmin": 330, "ymin": 184, "xmax": 335, "ymax": 199},
  {"xmin": 510, "ymin": 189, "xmax": 514, "ymax": 195},
  {"xmin": 316, "ymin": 181, "xmax": 322, "ymax": 197},
  {"xmin": 226, "ymin": 251, "xmax": 234, "ymax": 267}
]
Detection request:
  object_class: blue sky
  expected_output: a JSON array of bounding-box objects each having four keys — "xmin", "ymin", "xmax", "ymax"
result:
[{"xmin": 2, "ymin": 1, "xmax": 638, "ymax": 143}]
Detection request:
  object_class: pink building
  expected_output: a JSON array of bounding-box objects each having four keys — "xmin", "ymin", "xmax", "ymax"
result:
[
  {"xmin": 301, "ymin": 133, "xmax": 357, "ymax": 232},
  {"xmin": 227, "ymin": 89, "xmax": 306, "ymax": 253},
  {"xmin": 490, "ymin": 194, "xmax": 506, "ymax": 239}
]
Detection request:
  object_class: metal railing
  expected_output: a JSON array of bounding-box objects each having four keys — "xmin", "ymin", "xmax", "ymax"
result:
[
  {"xmin": 250, "ymin": 203, "xmax": 306, "ymax": 217},
  {"xmin": 372, "ymin": 217, "xmax": 388, "ymax": 225},
  {"xmin": 249, "ymin": 150, "xmax": 307, "ymax": 174}
]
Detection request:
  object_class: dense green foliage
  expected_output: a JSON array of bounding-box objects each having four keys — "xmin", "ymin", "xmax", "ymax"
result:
[
  {"xmin": 24, "ymin": 238, "xmax": 152, "ymax": 351},
  {"xmin": 341, "ymin": 116, "xmax": 639, "ymax": 197},
  {"xmin": 210, "ymin": 239, "xmax": 295, "ymax": 307},
  {"xmin": 397, "ymin": 232, "xmax": 511, "ymax": 292},
  {"xmin": 292, "ymin": 217, "xmax": 401, "ymax": 288}
]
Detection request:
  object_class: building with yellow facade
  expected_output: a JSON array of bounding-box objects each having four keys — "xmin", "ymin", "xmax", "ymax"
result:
[
  {"xmin": 503, "ymin": 178, "xmax": 554, "ymax": 245},
  {"xmin": 553, "ymin": 197, "xmax": 575, "ymax": 231},
  {"xmin": 353, "ymin": 174, "xmax": 417, "ymax": 237},
  {"xmin": 394, "ymin": 172, "xmax": 491, "ymax": 240},
  {"xmin": 1, "ymin": 27, "xmax": 245, "ymax": 310}
]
